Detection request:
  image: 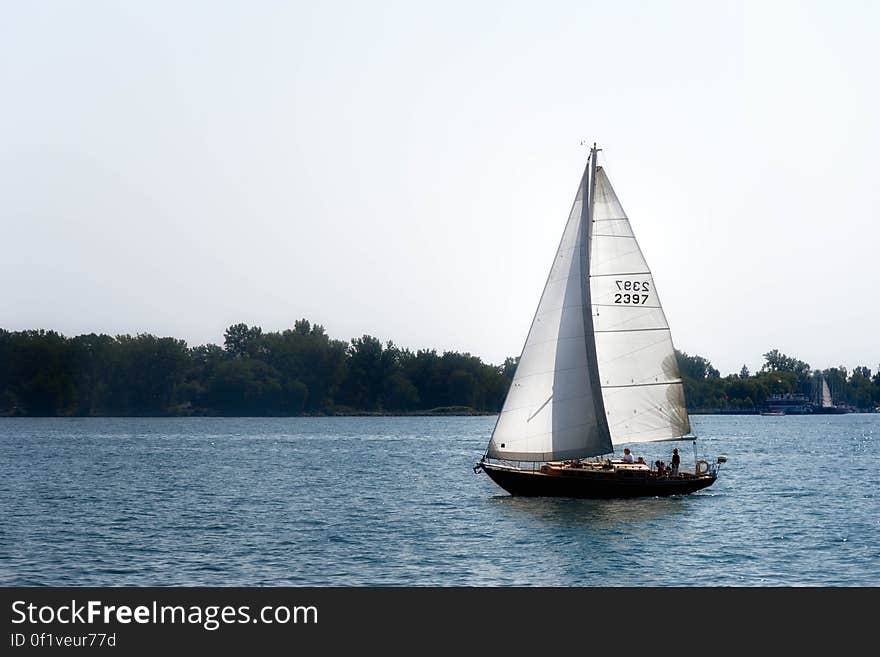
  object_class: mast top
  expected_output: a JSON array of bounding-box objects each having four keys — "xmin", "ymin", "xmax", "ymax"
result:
[{"xmin": 580, "ymin": 141, "xmax": 602, "ymax": 164}]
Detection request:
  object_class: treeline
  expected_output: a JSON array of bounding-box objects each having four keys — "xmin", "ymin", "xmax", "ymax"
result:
[
  {"xmin": 677, "ymin": 349, "xmax": 880, "ymax": 412},
  {"xmin": 0, "ymin": 321, "xmax": 515, "ymax": 417},
  {"xmin": 2, "ymin": 323, "xmax": 878, "ymax": 417}
]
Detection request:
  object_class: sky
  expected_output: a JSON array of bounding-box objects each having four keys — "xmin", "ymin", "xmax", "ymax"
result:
[{"xmin": 2, "ymin": 1, "xmax": 878, "ymax": 377}]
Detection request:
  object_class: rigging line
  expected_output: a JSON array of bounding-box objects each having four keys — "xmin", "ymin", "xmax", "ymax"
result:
[
  {"xmin": 505, "ymin": 363, "xmax": 587, "ymax": 384},
  {"xmin": 592, "ymin": 234, "xmax": 636, "ymax": 238},
  {"xmin": 510, "ymin": 329, "xmax": 590, "ymax": 351},
  {"xmin": 507, "ymin": 362, "xmax": 591, "ymax": 383},
  {"xmin": 601, "ymin": 380, "xmax": 682, "ymax": 389},
  {"xmin": 495, "ymin": 416, "xmax": 615, "ymax": 441},
  {"xmin": 592, "ymin": 303, "xmax": 662, "ymax": 309},
  {"xmin": 533, "ymin": 299, "xmax": 589, "ymax": 313},
  {"xmin": 589, "ymin": 271, "xmax": 652, "ymax": 277},
  {"xmin": 526, "ymin": 394, "xmax": 553, "ymax": 422},
  {"xmin": 592, "ymin": 217, "xmax": 629, "ymax": 222},
  {"xmin": 500, "ymin": 390, "xmax": 596, "ymax": 416},
  {"xmin": 592, "ymin": 307, "xmax": 666, "ymax": 328},
  {"xmin": 598, "ymin": 337, "xmax": 675, "ymax": 369},
  {"xmin": 598, "ymin": 333, "xmax": 675, "ymax": 364},
  {"xmin": 594, "ymin": 327, "xmax": 670, "ymax": 333},
  {"xmin": 607, "ymin": 401, "xmax": 688, "ymax": 431},
  {"xmin": 591, "ymin": 249, "xmax": 644, "ymax": 268},
  {"xmin": 594, "ymin": 169, "xmax": 633, "ymax": 220}
]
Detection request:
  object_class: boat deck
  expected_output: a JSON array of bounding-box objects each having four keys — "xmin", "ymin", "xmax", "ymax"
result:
[{"xmin": 539, "ymin": 459, "xmax": 706, "ymax": 478}]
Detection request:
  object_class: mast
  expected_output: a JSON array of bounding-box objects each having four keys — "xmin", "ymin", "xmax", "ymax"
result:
[{"xmin": 581, "ymin": 144, "xmax": 612, "ymax": 453}]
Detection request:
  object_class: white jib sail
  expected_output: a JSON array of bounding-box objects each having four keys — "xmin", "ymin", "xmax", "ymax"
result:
[
  {"xmin": 589, "ymin": 167, "xmax": 691, "ymax": 444},
  {"xmin": 487, "ymin": 163, "xmax": 613, "ymax": 462}
]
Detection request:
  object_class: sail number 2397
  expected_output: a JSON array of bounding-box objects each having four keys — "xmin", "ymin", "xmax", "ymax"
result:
[{"xmin": 613, "ymin": 280, "xmax": 650, "ymax": 305}]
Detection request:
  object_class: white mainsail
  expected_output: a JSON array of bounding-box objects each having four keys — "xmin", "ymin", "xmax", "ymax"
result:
[
  {"xmin": 590, "ymin": 167, "xmax": 690, "ymax": 444},
  {"xmin": 487, "ymin": 148, "xmax": 690, "ymax": 462},
  {"xmin": 821, "ymin": 379, "xmax": 833, "ymax": 407}
]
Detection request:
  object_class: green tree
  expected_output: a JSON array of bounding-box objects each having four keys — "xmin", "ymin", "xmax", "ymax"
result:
[
  {"xmin": 223, "ymin": 323, "xmax": 263, "ymax": 359},
  {"xmin": 448, "ymin": 369, "xmax": 477, "ymax": 407},
  {"xmin": 206, "ymin": 359, "xmax": 284, "ymax": 415},
  {"xmin": 762, "ymin": 350, "xmax": 812, "ymax": 396},
  {"xmin": 384, "ymin": 372, "xmax": 420, "ymax": 410},
  {"xmin": 69, "ymin": 333, "xmax": 117, "ymax": 415},
  {"xmin": 105, "ymin": 334, "xmax": 189, "ymax": 414},
  {"xmin": 6, "ymin": 330, "xmax": 77, "ymax": 415},
  {"xmin": 848, "ymin": 366, "xmax": 874, "ymax": 410},
  {"xmin": 338, "ymin": 335, "xmax": 386, "ymax": 410},
  {"xmin": 675, "ymin": 350, "xmax": 720, "ymax": 380},
  {"xmin": 261, "ymin": 321, "xmax": 346, "ymax": 412}
]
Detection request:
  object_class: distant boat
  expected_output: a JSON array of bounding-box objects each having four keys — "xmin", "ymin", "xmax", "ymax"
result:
[
  {"xmin": 812, "ymin": 378, "xmax": 849, "ymax": 415},
  {"xmin": 474, "ymin": 144, "xmax": 724, "ymax": 498},
  {"xmin": 764, "ymin": 393, "xmax": 812, "ymax": 415},
  {"xmin": 760, "ymin": 410, "xmax": 785, "ymax": 416}
]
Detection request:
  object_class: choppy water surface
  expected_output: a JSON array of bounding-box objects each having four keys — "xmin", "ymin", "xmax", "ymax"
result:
[{"xmin": 1, "ymin": 415, "xmax": 877, "ymax": 586}]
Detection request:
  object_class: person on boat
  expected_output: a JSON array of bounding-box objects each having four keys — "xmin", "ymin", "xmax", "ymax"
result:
[
  {"xmin": 671, "ymin": 448, "xmax": 681, "ymax": 476},
  {"xmin": 622, "ymin": 448, "xmax": 634, "ymax": 464},
  {"xmin": 656, "ymin": 461, "xmax": 666, "ymax": 476},
  {"xmin": 637, "ymin": 456, "xmax": 645, "ymax": 465}
]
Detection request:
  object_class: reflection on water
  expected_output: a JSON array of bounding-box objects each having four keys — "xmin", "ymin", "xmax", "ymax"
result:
[{"xmin": 490, "ymin": 494, "xmax": 689, "ymax": 528}]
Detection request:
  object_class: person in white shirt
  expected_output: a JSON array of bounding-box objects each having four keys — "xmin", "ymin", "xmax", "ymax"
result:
[{"xmin": 622, "ymin": 448, "xmax": 634, "ymax": 464}]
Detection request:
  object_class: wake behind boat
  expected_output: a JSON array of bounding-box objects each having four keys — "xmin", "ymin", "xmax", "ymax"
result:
[{"xmin": 474, "ymin": 144, "xmax": 725, "ymax": 498}]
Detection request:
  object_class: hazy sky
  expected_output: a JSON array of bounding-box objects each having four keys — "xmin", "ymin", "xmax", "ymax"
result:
[{"xmin": 2, "ymin": 1, "xmax": 878, "ymax": 376}]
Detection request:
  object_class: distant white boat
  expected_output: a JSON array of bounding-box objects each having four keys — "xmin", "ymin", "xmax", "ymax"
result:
[{"xmin": 813, "ymin": 376, "xmax": 849, "ymax": 414}]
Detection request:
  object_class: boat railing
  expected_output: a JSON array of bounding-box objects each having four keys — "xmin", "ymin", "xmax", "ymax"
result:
[
  {"xmin": 477, "ymin": 455, "xmax": 728, "ymax": 477},
  {"xmin": 478, "ymin": 457, "xmax": 544, "ymax": 471},
  {"xmin": 708, "ymin": 456, "xmax": 727, "ymax": 476}
]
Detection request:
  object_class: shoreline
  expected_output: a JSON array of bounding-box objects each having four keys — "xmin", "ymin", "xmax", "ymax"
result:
[
  {"xmin": 2, "ymin": 410, "xmax": 876, "ymax": 419},
  {"xmin": 0, "ymin": 406, "xmax": 497, "ymax": 419}
]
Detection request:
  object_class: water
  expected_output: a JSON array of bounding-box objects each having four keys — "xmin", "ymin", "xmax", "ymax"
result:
[{"xmin": 0, "ymin": 415, "xmax": 877, "ymax": 586}]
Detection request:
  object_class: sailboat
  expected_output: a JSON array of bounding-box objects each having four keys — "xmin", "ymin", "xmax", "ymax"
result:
[
  {"xmin": 813, "ymin": 377, "xmax": 849, "ymax": 414},
  {"xmin": 474, "ymin": 144, "xmax": 725, "ymax": 498}
]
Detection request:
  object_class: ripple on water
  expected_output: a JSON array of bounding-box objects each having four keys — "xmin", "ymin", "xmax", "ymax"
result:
[{"xmin": 1, "ymin": 415, "xmax": 879, "ymax": 586}]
